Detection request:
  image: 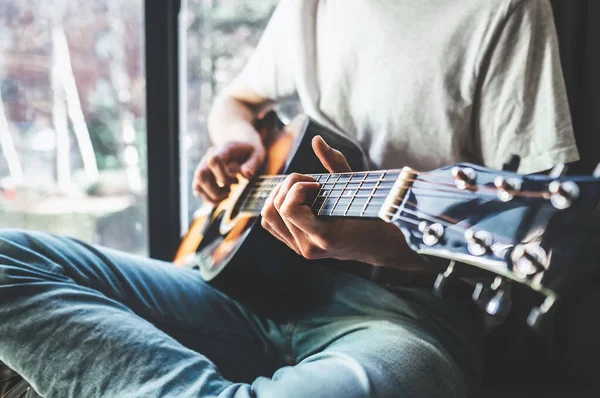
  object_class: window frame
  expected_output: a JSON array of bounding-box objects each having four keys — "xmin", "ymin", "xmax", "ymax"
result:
[{"xmin": 145, "ymin": 0, "xmax": 182, "ymax": 261}]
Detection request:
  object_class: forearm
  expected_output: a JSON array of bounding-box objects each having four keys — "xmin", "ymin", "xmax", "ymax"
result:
[{"xmin": 207, "ymin": 93, "xmax": 263, "ymax": 148}]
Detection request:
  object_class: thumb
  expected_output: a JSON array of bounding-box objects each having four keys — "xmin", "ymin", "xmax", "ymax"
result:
[{"xmin": 312, "ymin": 136, "xmax": 351, "ymax": 173}]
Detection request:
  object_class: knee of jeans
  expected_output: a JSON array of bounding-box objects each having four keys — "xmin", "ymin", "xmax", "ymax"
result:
[
  {"xmin": 392, "ymin": 337, "xmax": 471, "ymax": 397},
  {"xmin": 252, "ymin": 352, "xmax": 372, "ymax": 398},
  {"xmin": 0, "ymin": 229, "xmax": 66, "ymax": 283}
]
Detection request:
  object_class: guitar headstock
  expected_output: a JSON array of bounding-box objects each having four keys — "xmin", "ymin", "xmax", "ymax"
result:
[{"xmin": 383, "ymin": 162, "xmax": 600, "ymax": 329}]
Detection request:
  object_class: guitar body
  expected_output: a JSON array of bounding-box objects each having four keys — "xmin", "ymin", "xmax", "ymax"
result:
[{"xmin": 174, "ymin": 112, "xmax": 369, "ymax": 313}]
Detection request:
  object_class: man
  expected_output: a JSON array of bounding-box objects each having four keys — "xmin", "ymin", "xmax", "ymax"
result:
[{"xmin": 0, "ymin": 0, "xmax": 578, "ymax": 397}]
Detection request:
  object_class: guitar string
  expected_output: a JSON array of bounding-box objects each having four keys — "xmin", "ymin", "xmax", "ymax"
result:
[
  {"xmin": 228, "ymin": 165, "xmax": 525, "ymax": 250},
  {"xmin": 401, "ymin": 200, "xmax": 522, "ymax": 247},
  {"xmin": 239, "ymin": 195, "xmax": 518, "ymax": 250},
  {"xmin": 221, "ymin": 170, "xmax": 545, "ymax": 262},
  {"xmin": 240, "ymin": 180, "xmax": 549, "ymax": 203},
  {"xmin": 239, "ymin": 179, "xmax": 470, "ymax": 231},
  {"xmin": 238, "ymin": 183, "xmax": 529, "ymax": 214},
  {"xmin": 234, "ymin": 173, "xmax": 550, "ymax": 248},
  {"xmin": 246, "ymin": 176, "xmax": 550, "ymax": 200}
]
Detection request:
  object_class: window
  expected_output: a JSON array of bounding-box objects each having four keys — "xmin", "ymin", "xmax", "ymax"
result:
[
  {"xmin": 180, "ymin": 0, "xmax": 278, "ymax": 224},
  {"xmin": 0, "ymin": 0, "xmax": 148, "ymax": 255}
]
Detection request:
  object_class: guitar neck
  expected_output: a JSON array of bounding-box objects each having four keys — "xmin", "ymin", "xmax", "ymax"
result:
[{"xmin": 235, "ymin": 170, "xmax": 404, "ymax": 219}]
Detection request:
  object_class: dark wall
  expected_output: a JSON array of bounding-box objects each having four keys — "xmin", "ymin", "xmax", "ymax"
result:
[{"xmin": 551, "ymin": 0, "xmax": 600, "ymax": 174}]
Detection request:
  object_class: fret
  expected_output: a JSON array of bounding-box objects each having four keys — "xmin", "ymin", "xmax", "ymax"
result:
[
  {"xmin": 344, "ymin": 172, "xmax": 368, "ymax": 216},
  {"xmin": 239, "ymin": 170, "xmax": 402, "ymax": 216},
  {"xmin": 310, "ymin": 174, "xmax": 331, "ymax": 212},
  {"xmin": 237, "ymin": 185, "xmax": 253, "ymax": 213},
  {"xmin": 318, "ymin": 174, "xmax": 341, "ymax": 216},
  {"xmin": 328, "ymin": 174, "xmax": 351, "ymax": 216},
  {"xmin": 317, "ymin": 181, "xmax": 396, "ymax": 192},
  {"xmin": 361, "ymin": 171, "xmax": 386, "ymax": 217},
  {"xmin": 247, "ymin": 186, "xmax": 260, "ymax": 212},
  {"xmin": 329, "ymin": 196, "xmax": 386, "ymax": 218}
]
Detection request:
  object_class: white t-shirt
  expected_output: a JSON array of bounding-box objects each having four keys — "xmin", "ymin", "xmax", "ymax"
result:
[{"xmin": 239, "ymin": 0, "xmax": 579, "ymax": 173}]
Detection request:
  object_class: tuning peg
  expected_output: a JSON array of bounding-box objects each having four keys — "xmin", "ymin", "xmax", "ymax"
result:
[
  {"xmin": 477, "ymin": 277, "xmax": 511, "ymax": 317},
  {"xmin": 549, "ymin": 163, "xmax": 568, "ymax": 178},
  {"xmin": 511, "ymin": 244, "xmax": 548, "ymax": 277},
  {"xmin": 472, "ymin": 282, "xmax": 493, "ymax": 307},
  {"xmin": 486, "ymin": 289, "xmax": 511, "ymax": 317},
  {"xmin": 594, "ymin": 163, "xmax": 600, "ymax": 178},
  {"xmin": 527, "ymin": 296, "xmax": 556, "ymax": 331},
  {"xmin": 464, "ymin": 228, "xmax": 493, "ymax": 256},
  {"xmin": 451, "ymin": 167, "xmax": 476, "ymax": 190},
  {"xmin": 502, "ymin": 154, "xmax": 521, "ymax": 172},
  {"xmin": 433, "ymin": 261, "xmax": 455, "ymax": 297},
  {"xmin": 549, "ymin": 180, "xmax": 580, "ymax": 210},
  {"xmin": 419, "ymin": 222, "xmax": 444, "ymax": 246},
  {"xmin": 494, "ymin": 176, "xmax": 522, "ymax": 202},
  {"xmin": 471, "ymin": 278, "xmax": 512, "ymax": 327}
]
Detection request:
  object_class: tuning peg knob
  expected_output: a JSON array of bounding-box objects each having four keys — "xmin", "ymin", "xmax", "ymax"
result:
[
  {"xmin": 549, "ymin": 180, "xmax": 580, "ymax": 210},
  {"xmin": 464, "ymin": 228, "xmax": 492, "ymax": 256},
  {"xmin": 452, "ymin": 167, "xmax": 476, "ymax": 190},
  {"xmin": 419, "ymin": 222, "xmax": 444, "ymax": 246},
  {"xmin": 494, "ymin": 176, "xmax": 522, "ymax": 202},
  {"xmin": 511, "ymin": 244, "xmax": 548, "ymax": 277}
]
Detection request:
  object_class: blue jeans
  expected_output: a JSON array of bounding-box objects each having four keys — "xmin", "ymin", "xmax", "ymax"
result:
[{"xmin": 0, "ymin": 229, "xmax": 482, "ymax": 397}]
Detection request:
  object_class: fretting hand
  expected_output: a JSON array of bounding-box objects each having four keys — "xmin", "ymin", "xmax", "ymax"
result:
[{"xmin": 261, "ymin": 136, "xmax": 423, "ymax": 269}]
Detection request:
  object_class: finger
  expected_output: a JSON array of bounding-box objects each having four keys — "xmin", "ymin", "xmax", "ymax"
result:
[
  {"xmin": 192, "ymin": 162, "xmax": 214, "ymax": 199},
  {"xmin": 196, "ymin": 168, "xmax": 229, "ymax": 203},
  {"xmin": 278, "ymin": 181, "xmax": 327, "ymax": 259},
  {"xmin": 261, "ymin": 217, "xmax": 300, "ymax": 255},
  {"xmin": 194, "ymin": 182, "xmax": 227, "ymax": 204},
  {"xmin": 208, "ymin": 155, "xmax": 235, "ymax": 188},
  {"xmin": 225, "ymin": 162, "xmax": 241, "ymax": 179},
  {"xmin": 312, "ymin": 135, "xmax": 351, "ymax": 173},
  {"xmin": 261, "ymin": 183, "xmax": 299, "ymax": 253},
  {"xmin": 240, "ymin": 149, "xmax": 263, "ymax": 179},
  {"xmin": 279, "ymin": 181, "xmax": 324, "ymax": 233},
  {"xmin": 218, "ymin": 142, "xmax": 264, "ymax": 179},
  {"xmin": 273, "ymin": 173, "xmax": 317, "ymax": 211},
  {"xmin": 193, "ymin": 184, "xmax": 225, "ymax": 205}
]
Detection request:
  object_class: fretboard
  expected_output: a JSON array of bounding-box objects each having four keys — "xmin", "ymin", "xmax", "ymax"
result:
[{"xmin": 234, "ymin": 170, "xmax": 403, "ymax": 219}]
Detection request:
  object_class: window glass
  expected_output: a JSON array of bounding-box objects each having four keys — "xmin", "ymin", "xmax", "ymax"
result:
[
  {"xmin": 180, "ymin": 0, "xmax": 278, "ymax": 224},
  {"xmin": 0, "ymin": 0, "xmax": 148, "ymax": 255}
]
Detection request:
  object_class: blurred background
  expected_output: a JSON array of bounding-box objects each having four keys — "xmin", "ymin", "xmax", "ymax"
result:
[
  {"xmin": 0, "ymin": 0, "xmax": 598, "ymax": 263},
  {"xmin": 0, "ymin": 0, "xmax": 278, "ymax": 256}
]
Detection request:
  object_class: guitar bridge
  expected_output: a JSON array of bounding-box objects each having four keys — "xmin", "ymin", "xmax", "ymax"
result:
[{"xmin": 379, "ymin": 166, "xmax": 418, "ymax": 222}]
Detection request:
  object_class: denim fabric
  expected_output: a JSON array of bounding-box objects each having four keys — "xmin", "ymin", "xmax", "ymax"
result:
[{"xmin": 0, "ymin": 230, "xmax": 482, "ymax": 397}]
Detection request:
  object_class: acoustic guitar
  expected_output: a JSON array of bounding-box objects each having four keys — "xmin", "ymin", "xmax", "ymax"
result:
[{"xmin": 174, "ymin": 110, "xmax": 600, "ymax": 328}]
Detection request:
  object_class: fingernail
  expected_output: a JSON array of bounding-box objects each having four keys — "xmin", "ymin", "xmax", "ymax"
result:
[
  {"xmin": 216, "ymin": 180, "xmax": 225, "ymax": 188},
  {"xmin": 241, "ymin": 168, "xmax": 253, "ymax": 178}
]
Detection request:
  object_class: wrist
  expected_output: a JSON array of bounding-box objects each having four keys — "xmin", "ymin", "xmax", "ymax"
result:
[{"xmin": 356, "ymin": 222, "xmax": 418, "ymax": 268}]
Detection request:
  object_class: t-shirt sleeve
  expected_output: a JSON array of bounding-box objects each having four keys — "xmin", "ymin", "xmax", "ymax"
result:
[
  {"xmin": 475, "ymin": 0, "xmax": 579, "ymax": 174},
  {"xmin": 237, "ymin": 0, "xmax": 299, "ymax": 101}
]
